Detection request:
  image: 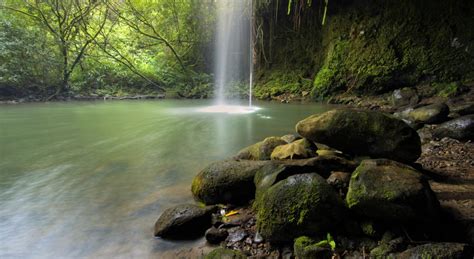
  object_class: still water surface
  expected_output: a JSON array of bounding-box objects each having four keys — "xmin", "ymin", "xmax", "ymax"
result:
[{"xmin": 0, "ymin": 100, "xmax": 333, "ymax": 258}]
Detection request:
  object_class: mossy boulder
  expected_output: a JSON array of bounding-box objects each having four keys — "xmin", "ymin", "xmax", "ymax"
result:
[
  {"xmin": 346, "ymin": 159, "xmax": 439, "ymax": 221},
  {"xmin": 235, "ymin": 137, "xmax": 287, "ymax": 160},
  {"xmin": 254, "ymin": 157, "xmax": 358, "ymax": 200},
  {"xmin": 296, "ymin": 109, "xmax": 421, "ymax": 163},
  {"xmin": 397, "ymin": 243, "xmax": 473, "ymax": 259},
  {"xmin": 404, "ymin": 103, "xmax": 450, "ymax": 124},
  {"xmin": 433, "ymin": 115, "xmax": 474, "ymax": 141},
  {"xmin": 294, "ymin": 236, "xmax": 333, "ymax": 259},
  {"xmin": 270, "ymin": 138, "xmax": 317, "ymax": 160},
  {"xmin": 255, "ymin": 174, "xmax": 345, "ymax": 243},
  {"xmin": 154, "ymin": 204, "xmax": 216, "ymax": 239},
  {"xmin": 191, "ymin": 160, "xmax": 269, "ymax": 205},
  {"xmin": 205, "ymin": 247, "xmax": 246, "ymax": 259}
]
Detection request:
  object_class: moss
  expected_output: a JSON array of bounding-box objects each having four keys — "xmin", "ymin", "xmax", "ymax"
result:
[
  {"xmin": 255, "ymin": 173, "xmax": 344, "ymax": 242},
  {"xmin": 254, "ymin": 70, "xmax": 313, "ymax": 99},
  {"xmin": 205, "ymin": 247, "xmax": 246, "ymax": 259},
  {"xmin": 236, "ymin": 137, "xmax": 286, "ymax": 160},
  {"xmin": 361, "ymin": 221, "xmax": 377, "ymax": 237},
  {"xmin": 433, "ymin": 81, "xmax": 462, "ymax": 97},
  {"xmin": 255, "ymin": 0, "xmax": 474, "ymax": 99},
  {"xmin": 294, "ymin": 236, "xmax": 334, "ymax": 259}
]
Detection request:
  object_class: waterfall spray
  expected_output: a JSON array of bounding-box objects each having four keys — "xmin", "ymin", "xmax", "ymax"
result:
[{"xmin": 249, "ymin": 0, "xmax": 253, "ymax": 108}]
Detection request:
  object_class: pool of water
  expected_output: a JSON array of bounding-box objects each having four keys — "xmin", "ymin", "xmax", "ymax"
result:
[{"xmin": 0, "ymin": 99, "xmax": 334, "ymax": 258}]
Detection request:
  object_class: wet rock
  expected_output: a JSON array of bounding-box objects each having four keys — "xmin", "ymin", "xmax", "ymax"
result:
[
  {"xmin": 294, "ymin": 236, "xmax": 333, "ymax": 259},
  {"xmin": 255, "ymin": 174, "xmax": 345, "ymax": 243},
  {"xmin": 254, "ymin": 157, "xmax": 358, "ymax": 199},
  {"xmin": 205, "ymin": 227, "xmax": 228, "ymax": 244},
  {"xmin": 281, "ymin": 133, "xmax": 301, "ymax": 144},
  {"xmin": 270, "ymin": 138, "xmax": 317, "ymax": 160},
  {"xmin": 404, "ymin": 103, "xmax": 450, "ymax": 124},
  {"xmin": 296, "ymin": 109, "xmax": 421, "ymax": 163},
  {"xmin": 392, "ymin": 87, "xmax": 419, "ymax": 107},
  {"xmin": 397, "ymin": 242, "xmax": 473, "ymax": 259},
  {"xmin": 432, "ymin": 115, "xmax": 474, "ymax": 141},
  {"xmin": 450, "ymin": 102, "xmax": 474, "ymax": 116},
  {"xmin": 226, "ymin": 227, "xmax": 248, "ymax": 243},
  {"xmin": 235, "ymin": 137, "xmax": 287, "ymax": 160},
  {"xmin": 154, "ymin": 204, "xmax": 216, "ymax": 239},
  {"xmin": 417, "ymin": 125, "xmax": 435, "ymax": 144},
  {"xmin": 205, "ymin": 247, "xmax": 246, "ymax": 259},
  {"xmin": 327, "ymin": 171, "xmax": 351, "ymax": 190},
  {"xmin": 191, "ymin": 160, "xmax": 269, "ymax": 205},
  {"xmin": 346, "ymin": 159, "xmax": 439, "ymax": 221}
]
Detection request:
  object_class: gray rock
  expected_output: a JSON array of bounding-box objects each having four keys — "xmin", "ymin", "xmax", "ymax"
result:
[
  {"xmin": 392, "ymin": 87, "xmax": 419, "ymax": 107},
  {"xmin": 450, "ymin": 102, "xmax": 474, "ymax": 116},
  {"xmin": 154, "ymin": 204, "xmax": 216, "ymax": 239},
  {"xmin": 191, "ymin": 160, "xmax": 270, "ymax": 205},
  {"xmin": 433, "ymin": 115, "xmax": 474, "ymax": 141},
  {"xmin": 254, "ymin": 157, "xmax": 358, "ymax": 200},
  {"xmin": 404, "ymin": 103, "xmax": 450, "ymax": 124},
  {"xmin": 205, "ymin": 227, "xmax": 228, "ymax": 244},
  {"xmin": 397, "ymin": 242, "xmax": 473, "ymax": 259}
]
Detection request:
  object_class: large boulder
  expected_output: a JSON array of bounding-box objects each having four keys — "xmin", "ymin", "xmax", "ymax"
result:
[
  {"xmin": 191, "ymin": 160, "xmax": 269, "ymax": 205},
  {"xmin": 397, "ymin": 243, "xmax": 473, "ymax": 259},
  {"xmin": 255, "ymin": 174, "xmax": 345, "ymax": 243},
  {"xmin": 346, "ymin": 159, "xmax": 439, "ymax": 221},
  {"xmin": 296, "ymin": 109, "xmax": 421, "ymax": 163},
  {"xmin": 403, "ymin": 103, "xmax": 450, "ymax": 124},
  {"xmin": 235, "ymin": 137, "xmax": 286, "ymax": 160},
  {"xmin": 154, "ymin": 204, "xmax": 216, "ymax": 239},
  {"xmin": 433, "ymin": 115, "xmax": 474, "ymax": 141},
  {"xmin": 254, "ymin": 156, "xmax": 358, "ymax": 199},
  {"xmin": 270, "ymin": 138, "xmax": 317, "ymax": 160}
]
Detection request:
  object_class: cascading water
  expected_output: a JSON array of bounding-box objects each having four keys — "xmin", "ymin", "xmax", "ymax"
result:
[{"xmin": 198, "ymin": 0, "xmax": 258, "ymax": 114}]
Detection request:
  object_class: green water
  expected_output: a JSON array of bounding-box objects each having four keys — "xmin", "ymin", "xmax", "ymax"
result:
[{"xmin": 0, "ymin": 100, "xmax": 333, "ymax": 258}]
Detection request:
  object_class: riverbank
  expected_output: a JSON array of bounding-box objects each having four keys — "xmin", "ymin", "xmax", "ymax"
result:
[{"xmin": 153, "ymin": 87, "xmax": 474, "ymax": 258}]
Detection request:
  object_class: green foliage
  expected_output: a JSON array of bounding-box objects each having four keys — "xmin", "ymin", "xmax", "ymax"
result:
[
  {"xmin": 315, "ymin": 233, "xmax": 336, "ymax": 250},
  {"xmin": 254, "ymin": 70, "xmax": 313, "ymax": 99},
  {"xmin": 0, "ymin": 10, "xmax": 61, "ymax": 96},
  {"xmin": 432, "ymin": 81, "xmax": 462, "ymax": 98},
  {"xmin": 0, "ymin": 0, "xmax": 214, "ymax": 99}
]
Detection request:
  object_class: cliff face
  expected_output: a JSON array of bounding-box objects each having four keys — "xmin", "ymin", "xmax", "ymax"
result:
[{"xmin": 254, "ymin": 0, "xmax": 474, "ymax": 100}]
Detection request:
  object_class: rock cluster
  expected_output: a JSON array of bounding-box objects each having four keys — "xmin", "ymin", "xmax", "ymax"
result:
[{"xmin": 153, "ymin": 109, "xmax": 473, "ymax": 257}]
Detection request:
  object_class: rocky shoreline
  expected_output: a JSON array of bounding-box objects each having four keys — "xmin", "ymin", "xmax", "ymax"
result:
[{"xmin": 153, "ymin": 89, "xmax": 474, "ymax": 258}]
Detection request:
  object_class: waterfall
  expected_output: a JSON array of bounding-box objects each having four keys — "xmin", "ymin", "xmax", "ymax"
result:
[{"xmin": 214, "ymin": 0, "xmax": 253, "ymax": 107}]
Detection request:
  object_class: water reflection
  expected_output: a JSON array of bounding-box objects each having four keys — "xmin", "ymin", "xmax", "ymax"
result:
[{"xmin": 0, "ymin": 100, "xmax": 332, "ymax": 258}]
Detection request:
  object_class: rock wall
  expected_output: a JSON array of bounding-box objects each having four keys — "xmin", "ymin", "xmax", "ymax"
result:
[{"xmin": 254, "ymin": 0, "xmax": 474, "ymax": 100}]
